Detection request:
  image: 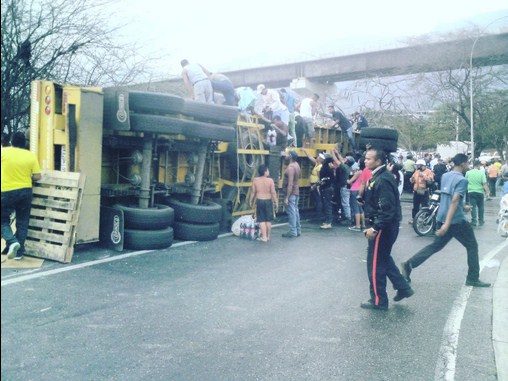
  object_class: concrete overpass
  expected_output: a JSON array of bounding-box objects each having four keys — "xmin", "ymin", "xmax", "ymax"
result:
[{"xmin": 134, "ymin": 33, "xmax": 508, "ymax": 94}]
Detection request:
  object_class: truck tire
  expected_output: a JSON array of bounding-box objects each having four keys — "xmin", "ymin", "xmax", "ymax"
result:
[
  {"xmin": 173, "ymin": 221, "xmax": 220, "ymax": 241},
  {"xmin": 130, "ymin": 114, "xmax": 235, "ymax": 141},
  {"xmin": 130, "ymin": 114, "xmax": 183, "ymax": 135},
  {"xmin": 228, "ymin": 132, "xmax": 262, "ymax": 180},
  {"xmin": 124, "ymin": 226, "xmax": 174, "ymax": 250},
  {"xmin": 359, "ymin": 137, "xmax": 398, "ymax": 152},
  {"xmin": 163, "ymin": 198, "xmax": 222, "ymax": 224},
  {"xmin": 113, "ymin": 203, "xmax": 174, "ymax": 230},
  {"xmin": 128, "ymin": 91, "xmax": 185, "ymax": 115},
  {"xmin": 360, "ymin": 128, "xmax": 399, "ymax": 141},
  {"xmin": 181, "ymin": 99, "xmax": 239, "ymax": 124},
  {"xmin": 181, "ymin": 119, "xmax": 236, "ymax": 142}
]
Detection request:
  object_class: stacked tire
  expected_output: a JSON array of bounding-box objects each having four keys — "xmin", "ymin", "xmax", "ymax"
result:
[
  {"xmin": 161, "ymin": 198, "xmax": 222, "ymax": 241},
  {"xmin": 113, "ymin": 204, "xmax": 175, "ymax": 250},
  {"xmin": 128, "ymin": 92, "xmax": 237, "ymax": 142},
  {"xmin": 359, "ymin": 128, "xmax": 399, "ymax": 152}
]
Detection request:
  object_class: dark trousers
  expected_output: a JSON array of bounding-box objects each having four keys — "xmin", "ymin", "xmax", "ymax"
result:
[
  {"xmin": 321, "ymin": 186, "xmax": 334, "ymax": 224},
  {"xmin": 412, "ymin": 191, "xmax": 428, "ymax": 219},
  {"xmin": 1, "ymin": 188, "xmax": 33, "ymax": 255},
  {"xmin": 407, "ymin": 221, "xmax": 480, "ymax": 282},
  {"xmin": 366, "ymin": 225, "xmax": 410, "ymax": 307},
  {"xmin": 467, "ymin": 192, "xmax": 485, "ymax": 224},
  {"xmin": 488, "ymin": 177, "xmax": 497, "ymax": 197},
  {"xmin": 310, "ymin": 185, "xmax": 322, "ymax": 214},
  {"xmin": 403, "ymin": 172, "xmax": 414, "ymax": 192}
]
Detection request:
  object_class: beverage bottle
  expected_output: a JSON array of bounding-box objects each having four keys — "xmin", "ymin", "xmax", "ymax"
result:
[{"xmin": 240, "ymin": 222, "xmax": 245, "ymax": 238}]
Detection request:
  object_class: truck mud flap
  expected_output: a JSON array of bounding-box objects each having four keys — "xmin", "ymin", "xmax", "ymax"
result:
[{"xmin": 99, "ymin": 206, "xmax": 124, "ymax": 251}]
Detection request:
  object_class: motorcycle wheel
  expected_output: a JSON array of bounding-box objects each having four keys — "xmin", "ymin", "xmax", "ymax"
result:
[{"xmin": 413, "ymin": 208, "xmax": 435, "ymax": 236}]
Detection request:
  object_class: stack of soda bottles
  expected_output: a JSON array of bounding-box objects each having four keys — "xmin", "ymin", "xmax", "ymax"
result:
[{"xmin": 240, "ymin": 219, "xmax": 260, "ymax": 240}]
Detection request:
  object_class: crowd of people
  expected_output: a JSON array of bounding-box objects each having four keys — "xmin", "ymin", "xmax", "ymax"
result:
[{"xmin": 180, "ymin": 59, "xmax": 368, "ymax": 150}]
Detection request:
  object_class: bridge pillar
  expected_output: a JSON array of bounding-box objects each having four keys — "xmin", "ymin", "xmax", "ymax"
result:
[{"xmin": 289, "ymin": 77, "xmax": 336, "ymax": 98}]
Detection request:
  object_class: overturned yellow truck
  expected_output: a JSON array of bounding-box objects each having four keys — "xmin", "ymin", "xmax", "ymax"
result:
[{"xmin": 29, "ymin": 80, "xmax": 358, "ymax": 251}]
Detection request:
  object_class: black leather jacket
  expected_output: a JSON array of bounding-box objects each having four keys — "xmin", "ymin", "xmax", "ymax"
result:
[{"xmin": 363, "ymin": 165, "xmax": 401, "ymax": 231}]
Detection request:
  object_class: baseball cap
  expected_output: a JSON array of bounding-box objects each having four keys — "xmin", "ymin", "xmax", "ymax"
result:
[
  {"xmin": 288, "ymin": 150, "xmax": 298, "ymax": 161},
  {"xmin": 416, "ymin": 159, "xmax": 426, "ymax": 166},
  {"xmin": 257, "ymin": 84, "xmax": 266, "ymax": 93},
  {"xmin": 318, "ymin": 153, "xmax": 326, "ymax": 160}
]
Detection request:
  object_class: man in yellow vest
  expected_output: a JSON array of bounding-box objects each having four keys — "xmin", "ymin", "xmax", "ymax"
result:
[{"xmin": 1, "ymin": 132, "xmax": 41, "ymax": 260}]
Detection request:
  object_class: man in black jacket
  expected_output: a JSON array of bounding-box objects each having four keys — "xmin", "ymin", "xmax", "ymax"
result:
[{"xmin": 361, "ymin": 147, "xmax": 414, "ymax": 310}]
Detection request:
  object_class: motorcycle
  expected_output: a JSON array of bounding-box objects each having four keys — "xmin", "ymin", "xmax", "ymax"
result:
[
  {"xmin": 413, "ymin": 190, "xmax": 440, "ymax": 236},
  {"xmin": 497, "ymin": 194, "xmax": 508, "ymax": 238}
]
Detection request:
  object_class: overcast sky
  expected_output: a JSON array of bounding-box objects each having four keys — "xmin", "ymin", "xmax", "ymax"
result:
[{"xmin": 108, "ymin": 0, "xmax": 508, "ymax": 77}]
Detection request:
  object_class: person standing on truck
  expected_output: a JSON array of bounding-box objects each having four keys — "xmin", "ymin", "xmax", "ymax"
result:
[
  {"xmin": 328, "ymin": 105, "xmax": 357, "ymax": 153},
  {"xmin": 208, "ymin": 72, "xmax": 236, "ymax": 106},
  {"xmin": 280, "ymin": 89, "xmax": 296, "ymax": 147},
  {"xmin": 353, "ymin": 112, "xmax": 369, "ymax": 131},
  {"xmin": 180, "ymin": 59, "xmax": 214, "ymax": 103},
  {"xmin": 298, "ymin": 94, "xmax": 319, "ymax": 148},
  {"xmin": 256, "ymin": 84, "xmax": 289, "ymax": 125},
  {"xmin": 1, "ymin": 131, "xmax": 42, "ymax": 260},
  {"xmin": 281, "ymin": 150, "xmax": 301, "ymax": 238}
]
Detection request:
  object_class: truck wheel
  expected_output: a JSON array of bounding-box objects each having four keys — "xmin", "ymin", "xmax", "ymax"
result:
[
  {"xmin": 130, "ymin": 114, "xmax": 183, "ymax": 135},
  {"xmin": 113, "ymin": 203, "xmax": 174, "ymax": 230},
  {"xmin": 181, "ymin": 120, "xmax": 236, "ymax": 142},
  {"xmin": 182, "ymin": 99, "xmax": 239, "ymax": 124},
  {"xmin": 173, "ymin": 221, "xmax": 220, "ymax": 241},
  {"xmin": 228, "ymin": 132, "xmax": 262, "ymax": 180},
  {"xmin": 162, "ymin": 198, "xmax": 222, "ymax": 224},
  {"xmin": 128, "ymin": 91, "xmax": 185, "ymax": 115},
  {"xmin": 124, "ymin": 227, "xmax": 174, "ymax": 250},
  {"xmin": 360, "ymin": 128, "xmax": 399, "ymax": 141},
  {"xmin": 359, "ymin": 137, "xmax": 398, "ymax": 152}
]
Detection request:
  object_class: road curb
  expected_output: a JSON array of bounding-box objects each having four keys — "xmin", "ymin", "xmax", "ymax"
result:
[{"xmin": 494, "ymin": 244, "xmax": 508, "ymax": 381}]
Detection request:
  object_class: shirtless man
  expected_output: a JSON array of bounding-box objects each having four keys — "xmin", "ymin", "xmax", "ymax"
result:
[{"xmin": 249, "ymin": 165, "xmax": 279, "ymax": 242}]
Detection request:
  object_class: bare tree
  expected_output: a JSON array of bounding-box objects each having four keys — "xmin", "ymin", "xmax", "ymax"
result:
[{"xmin": 1, "ymin": 0, "xmax": 163, "ymax": 136}]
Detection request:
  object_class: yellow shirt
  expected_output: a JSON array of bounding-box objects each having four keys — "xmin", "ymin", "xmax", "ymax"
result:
[
  {"xmin": 310, "ymin": 163, "xmax": 322, "ymax": 183},
  {"xmin": 1, "ymin": 147, "xmax": 41, "ymax": 192}
]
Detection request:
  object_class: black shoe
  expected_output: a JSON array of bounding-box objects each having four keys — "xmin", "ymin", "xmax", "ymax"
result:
[
  {"xmin": 360, "ymin": 301, "xmax": 388, "ymax": 311},
  {"xmin": 393, "ymin": 288, "xmax": 415, "ymax": 302},
  {"xmin": 401, "ymin": 261, "xmax": 412, "ymax": 283},
  {"xmin": 465, "ymin": 279, "xmax": 491, "ymax": 287},
  {"xmin": 282, "ymin": 232, "xmax": 297, "ymax": 238}
]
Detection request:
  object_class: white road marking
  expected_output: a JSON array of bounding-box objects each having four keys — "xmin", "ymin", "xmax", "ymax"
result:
[
  {"xmin": 434, "ymin": 239, "xmax": 508, "ymax": 381},
  {"xmin": 1, "ymin": 222, "xmax": 291, "ymax": 287}
]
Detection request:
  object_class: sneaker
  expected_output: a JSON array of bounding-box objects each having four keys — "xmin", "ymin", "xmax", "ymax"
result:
[
  {"xmin": 465, "ymin": 279, "xmax": 491, "ymax": 287},
  {"xmin": 348, "ymin": 226, "xmax": 362, "ymax": 232},
  {"xmin": 320, "ymin": 223, "xmax": 332, "ymax": 229},
  {"xmin": 14, "ymin": 255, "xmax": 24, "ymax": 261},
  {"xmin": 393, "ymin": 288, "xmax": 415, "ymax": 302},
  {"xmin": 6, "ymin": 242, "xmax": 21, "ymax": 259},
  {"xmin": 401, "ymin": 261, "xmax": 412, "ymax": 283},
  {"xmin": 360, "ymin": 301, "xmax": 388, "ymax": 311},
  {"xmin": 479, "ymin": 221, "xmax": 485, "ymax": 226},
  {"xmin": 407, "ymin": 220, "xmax": 413, "ymax": 225},
  {"xmin": 470, "ymin": 221, "xmax": 477, "ymax": 226},
  {"xmin": 282, "ymin": 232, "xmax": 297, "ymax": 238}
]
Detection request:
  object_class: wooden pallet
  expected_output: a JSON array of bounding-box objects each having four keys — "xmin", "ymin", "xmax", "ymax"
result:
[{"xmin": 24, "ymin": 171, "xmax": 86, "ymax": 263}]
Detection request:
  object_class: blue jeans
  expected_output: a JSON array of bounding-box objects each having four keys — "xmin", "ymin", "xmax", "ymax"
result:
[
  {"xmin": 286, "ymin": 194, "xmax": 301, "ymax": 236},
  {"xmin": 346, "ymin": 128, "xmax": 357, "ymax": 151},
  {"xmin": 467, "ymin": 192, "xmax": 485, "ymax": 224},
  {"xmin": 340, "ymin": 187, "xmax": 351, "ymax": 220},
  {"xmin": 211, "ymin": 79, "xmax": 236, "ymax": 106},
  {"xmin": 1, "ymin": 188, "xmax": 33, "ymax": 255}
]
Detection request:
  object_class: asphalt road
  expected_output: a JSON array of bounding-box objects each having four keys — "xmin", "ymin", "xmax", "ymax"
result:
[{"xmin": 2, "ymin": 195, "xmax": 507, "ymax": 381}]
